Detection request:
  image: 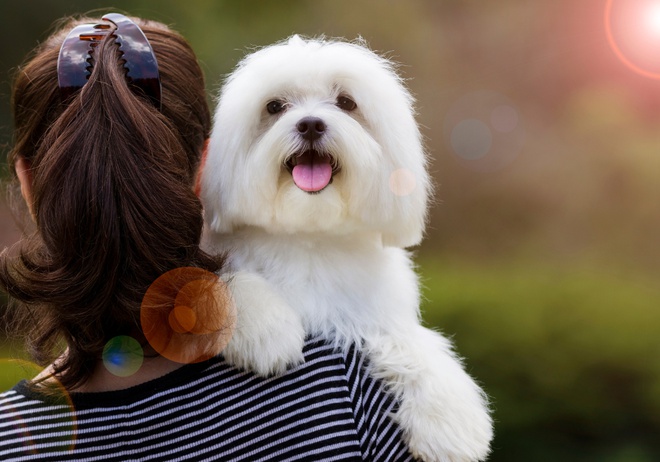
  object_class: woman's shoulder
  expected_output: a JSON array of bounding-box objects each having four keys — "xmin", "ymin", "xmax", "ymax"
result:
[
  {"xmin": 0, "ymin": 337, "xmax": 416, "ymax": 461},
  {"xmin": 0, "ymin": 338, "xmax": 352, "ymax": 409}
]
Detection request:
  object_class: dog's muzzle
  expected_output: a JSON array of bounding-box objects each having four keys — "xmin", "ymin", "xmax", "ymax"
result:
[{"xmin": 285, "ymin": 117, "xmax": 340, "ymax": 193}]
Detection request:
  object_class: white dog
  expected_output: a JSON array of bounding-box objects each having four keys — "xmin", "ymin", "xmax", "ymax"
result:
[{"xmin": 200, "ymin": 35, "xmax": 493, "ymax": 462}]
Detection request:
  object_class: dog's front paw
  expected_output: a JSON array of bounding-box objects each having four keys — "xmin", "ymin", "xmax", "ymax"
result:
[
  {"xmin": 222, "ymin": 271, "xmax": 305, "ymax": 376},
  {"xmin": 369, "ymin": 328, "xmax": 493, "ymax": 462},
  {"xmin": 401, "ymin": 383, "xmax": 492, "ymax": 462}
]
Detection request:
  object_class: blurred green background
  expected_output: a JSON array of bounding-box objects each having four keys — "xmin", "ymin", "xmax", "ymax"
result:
[{"xmin": 1, "ymin": 1, "xmax": 659, "ymax": 461}]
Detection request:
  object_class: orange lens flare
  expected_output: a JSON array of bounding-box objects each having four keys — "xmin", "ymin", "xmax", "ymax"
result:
[
  {"xmin": 606, "ymin": 0, "xmax": 660, "ymax": 79},
  {"xmin": 141, "ymin": 267, "xmax": 235, "ymax": 364}
]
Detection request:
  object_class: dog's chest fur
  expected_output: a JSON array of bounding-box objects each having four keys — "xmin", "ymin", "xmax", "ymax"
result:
[{"xmin": 209, "ymin": 226, "xmax": 421, "ymax": 346}]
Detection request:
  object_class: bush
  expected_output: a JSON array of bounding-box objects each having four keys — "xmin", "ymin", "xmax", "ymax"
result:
[{"xmin": 419, "ymin": 259, "xmax": 660, "ymax": 462}]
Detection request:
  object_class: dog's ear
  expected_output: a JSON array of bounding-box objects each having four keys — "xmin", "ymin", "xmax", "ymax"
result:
[
  {"xmin": 194, "ymin": 139, "xmax": 210, "ymax": 198},
  {"xmin": 380, "ymin": 164, "xmax": 431, "ymax": 248},
  {"xmin": 352, "ymin": 55, "xmax": 431, "ymax": 249}
]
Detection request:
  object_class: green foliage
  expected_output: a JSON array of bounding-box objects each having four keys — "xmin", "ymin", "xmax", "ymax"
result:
[
  {"xmin": 420, "ymin": 259, "xmax": 660, "ymax": 462},
  {"xmin": 0, "ymin": 353, "xmax": 40, "ymax": 393}
]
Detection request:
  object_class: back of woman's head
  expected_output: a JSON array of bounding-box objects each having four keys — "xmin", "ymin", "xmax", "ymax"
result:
[{"xmin": 1, "ymin": 15, "xmax": 221, "ymax": 388}]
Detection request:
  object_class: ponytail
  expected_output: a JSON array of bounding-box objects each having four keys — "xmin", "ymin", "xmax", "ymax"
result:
[{"xmin": 1, "ymin": 17, "xmax": 222, "ymax": 389}]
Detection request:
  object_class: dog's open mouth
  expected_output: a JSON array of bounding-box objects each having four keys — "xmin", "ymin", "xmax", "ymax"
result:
[{"xmin": 285, "ymin": 149, "xmax": 339, "ymax": 193}]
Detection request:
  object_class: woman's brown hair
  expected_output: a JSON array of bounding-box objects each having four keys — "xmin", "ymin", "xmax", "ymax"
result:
[{"xmin": 0, "ymin": 16, "xmax": 223, "ymax": 389}]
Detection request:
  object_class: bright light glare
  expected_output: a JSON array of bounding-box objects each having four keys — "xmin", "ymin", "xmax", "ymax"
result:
[
  {"xmin": 605, "ymin": 0, "xmax": 660, "ymax": 79},
  {"xmin": 644, "ymin": 3, "xmax": 660, "ymax": 36}
]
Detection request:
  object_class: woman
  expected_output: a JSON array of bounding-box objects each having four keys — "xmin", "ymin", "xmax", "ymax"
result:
[{"xmin": 0, "ymin": 13, "xmax": 416, "ymax": 461}]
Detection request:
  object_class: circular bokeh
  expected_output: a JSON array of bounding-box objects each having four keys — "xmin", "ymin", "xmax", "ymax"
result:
[
  {"xmin": 102, "ymin": 336, "xmax": 144, "ymax": 377},
  {"xmin": 389, "ymin": 168, "xmax": 417, "ymax": 196},
  {"xmin": 141, "ymin": 267, "xmax": 236, "ymax": 364},
  {"xmin": 444, "ymin": 91, "xmax": 525, "ymax": 172}
]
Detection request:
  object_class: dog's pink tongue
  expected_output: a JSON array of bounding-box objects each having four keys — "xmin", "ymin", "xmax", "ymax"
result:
[{"xmin": 292, "ymin": 153, "xmax": 332, "ymax": 192}]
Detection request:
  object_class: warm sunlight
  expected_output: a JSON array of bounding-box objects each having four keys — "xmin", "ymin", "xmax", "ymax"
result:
[
  {"xmin": 606, "ymin": 0, "xmax": 660, "ymax": 78},
  {"xmin": 644, "ymin": 2, "xmax": 660, "ymax": 36}
]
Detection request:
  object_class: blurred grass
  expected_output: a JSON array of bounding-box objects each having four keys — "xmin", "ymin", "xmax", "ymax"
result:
[
  {"xmin": 0, "ymin": 333, "xmax": 36, "ymax": 392},
  {"xmin": 0, "ymin": 357, "xmax": 41, "ymax": 393},
  {"xmin": 419, "ymin": 258, "xmax": 660, "ymax": 462}
]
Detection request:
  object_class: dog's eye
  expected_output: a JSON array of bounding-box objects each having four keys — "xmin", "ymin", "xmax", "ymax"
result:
[
  {"xmin": 336, "ymin": 96, "xmax": 357, "ymax": 112},
  {"xmin": 266, "ymin": 100, "xmax": 285, "ymax": 114}
]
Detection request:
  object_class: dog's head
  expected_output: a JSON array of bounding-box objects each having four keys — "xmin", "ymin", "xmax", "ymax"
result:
[{"xmin": 202, "ymin": 35, "xmax": 430, "ymax": 247}]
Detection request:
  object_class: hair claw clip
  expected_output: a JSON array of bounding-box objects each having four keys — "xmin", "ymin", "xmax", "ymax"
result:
[
  {"xmin": 57, "ymin": 23, "xmax": 111, "ymax": 102},
  {"xmin": 57, "ymin": 13, "xmax": 162, "ymax": 110},
  {"xmin": 102, "ymin": 13, "xmax": 162, "ymax": 110}
]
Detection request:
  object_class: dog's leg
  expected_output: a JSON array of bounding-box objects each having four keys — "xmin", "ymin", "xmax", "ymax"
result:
[
  {"xmin": 365, "ymin": 326, "xmax": 493, "ymax": 462},
  {"xmin": 221, "ymin": 271, "xmax": 305, "ymax": 376}
]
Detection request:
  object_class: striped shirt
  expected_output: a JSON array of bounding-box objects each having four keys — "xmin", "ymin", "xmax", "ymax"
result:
[{"xmin": 0, "ymin": 337, "xmax": 416, "ymax": 461}]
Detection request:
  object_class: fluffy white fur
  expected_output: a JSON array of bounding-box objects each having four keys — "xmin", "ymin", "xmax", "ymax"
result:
[{"xmin": 201, "ymin": 35, "xmax": 493, "ymax": 462}]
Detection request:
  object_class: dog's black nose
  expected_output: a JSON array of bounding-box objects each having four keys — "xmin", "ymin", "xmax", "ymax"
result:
[{"xmin": 297, "ymin": 117, "xmax": 326, "ymax": 142}]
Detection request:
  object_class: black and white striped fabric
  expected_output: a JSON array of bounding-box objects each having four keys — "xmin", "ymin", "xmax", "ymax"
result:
[{"xmin": 0, "ymin": 337, "xmax": 416, "ymax": 461}]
